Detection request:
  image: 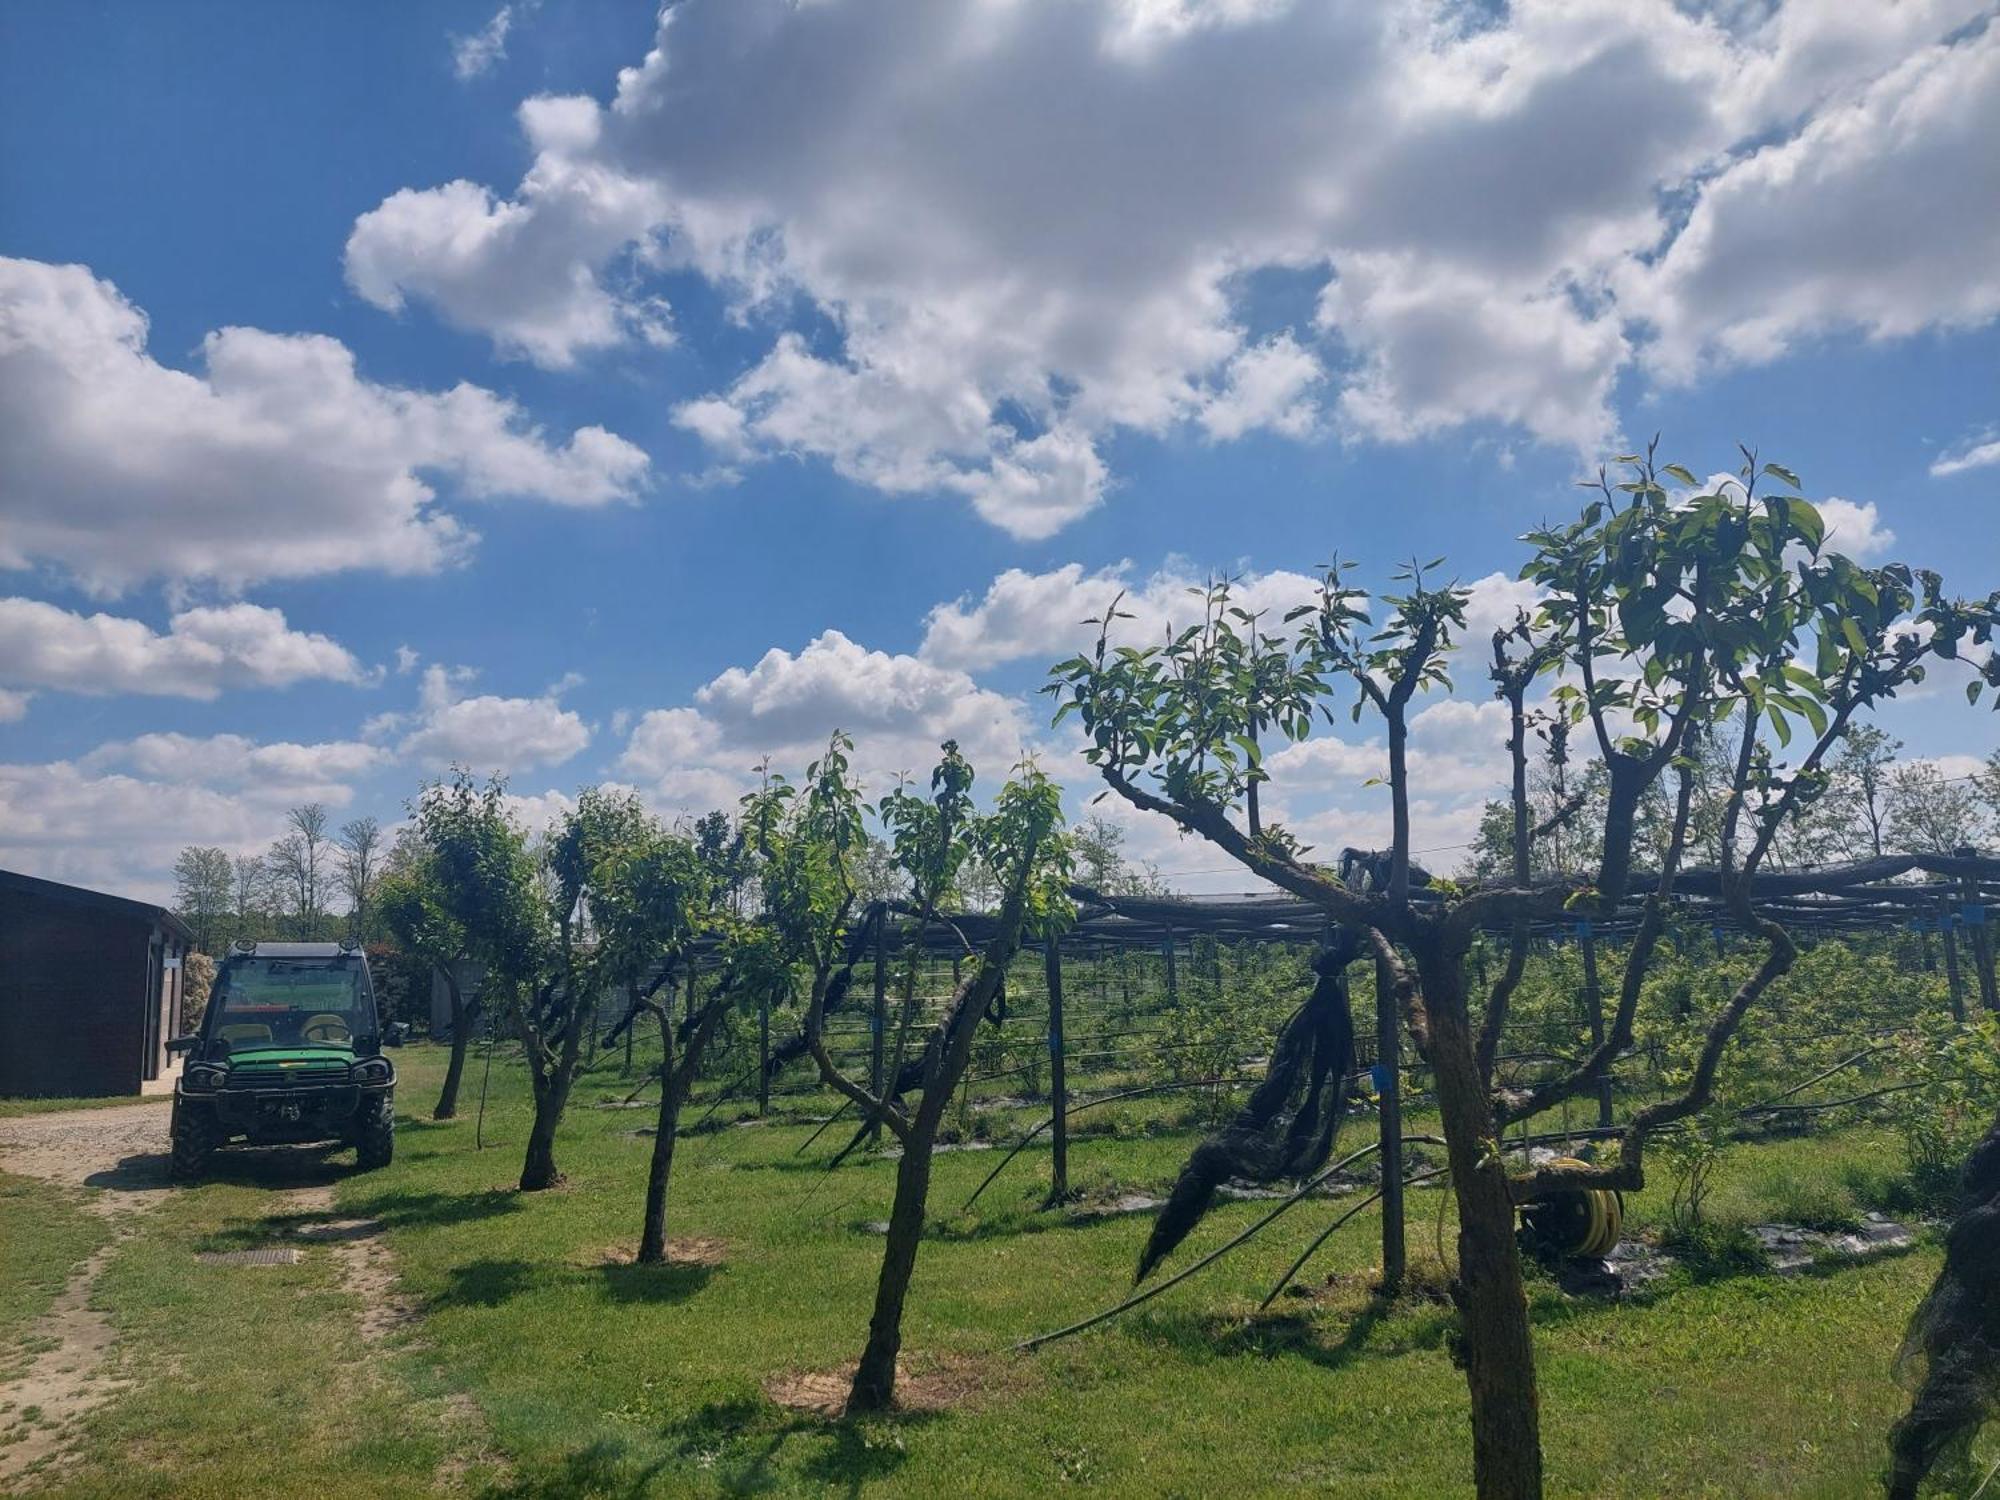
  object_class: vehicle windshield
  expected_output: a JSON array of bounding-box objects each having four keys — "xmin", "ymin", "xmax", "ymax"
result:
[{"xmin": 209, "ymin": 959, "xmax": 368, "ymax": 1053}]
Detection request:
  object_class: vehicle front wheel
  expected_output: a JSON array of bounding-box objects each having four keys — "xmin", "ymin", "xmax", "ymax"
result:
[
  {"xmin": 169, "ymin": 1102, "xmax": 221, "ymax": 1182},
  {"xmin": 354, "ymin": 1095, "xmax": 394, "ymax": 1171}
]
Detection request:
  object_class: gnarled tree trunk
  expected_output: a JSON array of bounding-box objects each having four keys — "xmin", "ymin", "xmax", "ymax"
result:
[
  {"xmin": 638, "ymin": 1049, "xmax": 682, "ymax": 1262},
  {"xmin": 847, "ymin": 899, "xmax": 1033, "ymax": 1412},
  {"xmin": 1413, "ymin": 938, "xmax": 1542, "ymax": 1500},
  {"xmin": 434, "ymin": 965, "xmax": 468, "ymax": 1121}
]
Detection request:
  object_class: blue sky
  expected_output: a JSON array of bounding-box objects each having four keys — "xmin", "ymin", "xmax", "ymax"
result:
[{"xmin": 1, "ymin": 0, "xmax": 1996, "ymax": 901}]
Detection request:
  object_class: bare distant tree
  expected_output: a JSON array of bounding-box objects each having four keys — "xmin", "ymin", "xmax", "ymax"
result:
[
  {"xmin": 1886, "ymin": 761, "xmax": 1987, "ymax": 855},
  {"xmin": 267, "ymin": 835, "xmax": 311, "ymax": 938},
  {"xmin": 232, "ymin": 854, "xmax": 269, "ymax": 944},
  {"xmin": 338, "ymin": 816, "xmax": 382, "ymax": 943},
  {"xmin": 1826, "ymin": 725, "xmax": 1901, "ymax": 859},
  {"xmin": 284, "ymin": 803, "xmax": 331, "ymax": 935},
  {"xmin": 171, "ymin": 846, "xmax": 232, "ymax": 953}
]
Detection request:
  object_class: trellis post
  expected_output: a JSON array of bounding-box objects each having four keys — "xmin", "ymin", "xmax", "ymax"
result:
[
  {"xmin": 1940, "ymin": 892, "xmax": 1968, "ymax": 1022},
  {"xmin": 1957, "ymin": 864, "xmax": 1998, "ymax": 1014},
  {"xmin": 757, "ymin": 990, "xmax": 770, "ymax": 1116},
  {"xmin": 1045, "ymin": 937, "xmax": 1070, "ymax": 1204},
  {"xmin": 1375, "ymin": 953, "xmax": 1405, "ymax": 1296},
  {"xmin": 867, "ymin": 919, "xmax": 888, "ymax": 1142},
  {"xmin": 1163, "ymin": 929, "xmax": 1179, "ymax": 1006},
  {"xmin": 1578, "ymin": 919, "xmax": 1612, "ymax": 1128}
]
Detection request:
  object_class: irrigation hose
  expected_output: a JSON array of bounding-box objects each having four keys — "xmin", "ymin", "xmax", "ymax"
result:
[
  {"xmin": 1257, "ymin": 1165, "xmax": 1450, "ymax": 1310},
  {"xmin": 1013, "ymin": 1137, "xmax": 1452, "ymax": 1353}
]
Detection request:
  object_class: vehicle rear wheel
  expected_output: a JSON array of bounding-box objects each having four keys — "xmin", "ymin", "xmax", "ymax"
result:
[
  {"xmin": 169, "ymin": 1102, "xmax": 221, "ymax": 1182},
  {"xmin": 355, "ymin": 1095, "xmax": 394, "ymax": 1171}
]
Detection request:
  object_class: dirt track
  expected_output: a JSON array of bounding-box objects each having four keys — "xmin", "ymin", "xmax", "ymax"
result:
[
  {"xmin": 0, "ymin": 1100, "xmax": 494, "ymax": 1490},
  {"xmin": 0, "ymin": 1101, "xmax": 172, "ymax": 1484}
]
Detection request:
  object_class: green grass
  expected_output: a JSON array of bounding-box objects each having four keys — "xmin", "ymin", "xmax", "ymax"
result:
[
  {"xmin": 35, "ymin": 1168, "xmax": 492, "ymax": 1499},
  {"xmin": 0, "ymin": 1094, "xmax": 169, "ymax": 1119},
  {"xmin": 0, "ymin": 1173, "xmax": 108, "ymax": 1379},
  {"xmin": 12, "ymin": 1041, "xmax": 1986, "ymax": 1497}
]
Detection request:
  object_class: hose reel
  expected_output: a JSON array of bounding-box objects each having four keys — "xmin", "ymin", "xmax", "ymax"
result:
[{"xmin": 1519, "ymin": 1155, "xmax": 1623, "ymax": 1260}]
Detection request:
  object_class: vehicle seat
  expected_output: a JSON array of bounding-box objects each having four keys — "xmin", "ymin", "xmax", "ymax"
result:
[
  {"xmin": 301, "ymin": 1014, "xmax": 352, "ymax": 1044},
  {"xmin": 218, "ymin": 1023, "xmax": 272, "ymax": 1045}
]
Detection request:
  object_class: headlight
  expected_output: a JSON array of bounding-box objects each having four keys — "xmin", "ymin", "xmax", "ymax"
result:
[
  {"xmin": 184, "ymin": 1063, "xmax": 229, "ymax": 1091},
  {"xmin": 351, "ymin": 1057, "xmax": 393, "ymax": 1085}
]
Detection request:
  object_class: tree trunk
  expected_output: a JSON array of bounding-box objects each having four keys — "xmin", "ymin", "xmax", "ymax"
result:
[
  {"xmin": 849, "ymin": 1121, "xmax": 936, "ymax": 1409},
  {"xmin": 516, "ymin": 978, "xmax": 590, "ymax": 1192},
  {"xmin": 435, "ymin": 967, "xmax": 468, "ymax": 1121},
  {"xmin": 1375, "ymin": 955, "xmax": 1405, "ymax": 1296},
  {"xmin": 1045, "ymin": 939, "xmax": 1069, "ymax": 1205},
  {"xmin": 638, "ymin": 1015, "xmax": 681, "ymax": 1264},
  {"xmin": 519, "ymin": 1093, "xmax": 564, "ymax": 1190},
  {"xmin": 1415, "ymin": 940, "xmax": 1543, "ymax": 1500},
  {"xmin": 844, "ymin": 887, "xmax": 1033, "ymax": 1414}
]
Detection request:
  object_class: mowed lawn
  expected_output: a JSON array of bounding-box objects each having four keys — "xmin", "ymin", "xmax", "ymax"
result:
[{"xmin": 4, "ymin": 1040, "xmax": 1981, "ymax": 1498}]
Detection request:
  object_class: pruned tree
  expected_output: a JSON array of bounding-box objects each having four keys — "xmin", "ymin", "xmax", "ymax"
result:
[
  {"xmin": 380, "ymin": 772, "xmax": 539, "ymax": 1122},
  {"xmin": 753, "ymin": 733, "xmax": 1071, "ymax": 1412},
  {"xmin": 512, "ymin": 786, "xmax": 651, "ymax": 1191},
  {"xmin": 172, "ymin": 845, "xmax": 231, "ymax": 953},
  {"xmin": 585, "ymin": 812, "xmax": 730, "ymax": 1262},
  {"xmin": 1048, "ymin": 444, "xmax": 1998, "ymax": 1500}
]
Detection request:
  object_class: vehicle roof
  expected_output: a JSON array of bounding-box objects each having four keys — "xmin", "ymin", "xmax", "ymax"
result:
[{"xmin": 229, "ymin": 942, "xmax": 361, "ymax": 960}]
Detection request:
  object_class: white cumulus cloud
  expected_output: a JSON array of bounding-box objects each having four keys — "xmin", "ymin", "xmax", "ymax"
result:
[
  {"xmin": 383, "ymin": 664, "xmax": 593, "ymax": 775},
  {"xmin": 346, "ymin": 0, "xmax": 2000, "ymax": 536},
  {"xmin": 0, "ymin": 256, "xmax": 650, "ymax": 593},
  {"xmin": 0, "ymin": 598, "xmax": 367, "ymax": 699}
]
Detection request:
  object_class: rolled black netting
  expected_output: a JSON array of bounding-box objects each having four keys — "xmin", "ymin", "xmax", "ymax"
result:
[
  {"xmin": 1135, "ymin": 928, "xmax": 1365, "ymax": 1281},
  {"xmin": 1887, "ymin": 1113, "xmax": 2000, "ymax": 1499}
]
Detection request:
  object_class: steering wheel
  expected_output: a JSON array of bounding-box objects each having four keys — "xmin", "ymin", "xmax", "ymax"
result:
[{"xmin": 302, "ymin": 1013, "xmax": 353, "ymax": 1044}]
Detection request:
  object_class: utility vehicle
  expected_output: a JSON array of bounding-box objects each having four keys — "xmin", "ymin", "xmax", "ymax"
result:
[{"xmin": 167, "ymin": 942, "xmax": 395, "ymax": 1181}]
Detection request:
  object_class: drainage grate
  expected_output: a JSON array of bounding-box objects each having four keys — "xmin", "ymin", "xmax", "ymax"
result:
[{"xmin": 196, "ymin": 1247, "xmax": 302, "ymax": 1266}]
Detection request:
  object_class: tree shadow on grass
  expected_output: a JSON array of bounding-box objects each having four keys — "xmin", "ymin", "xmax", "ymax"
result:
[
  {"xmin": 342, "ymin": 1185, "xmax": 526, "ymax": 1233},
  {"xmin": 473, "ymin": 1395, "xmax": 923, "ymax": 1499},
  {"xmin": 596, "ymin": 1260, "xmax": 717, "ymax": 1304},
  {"xmin": 1119, "ymin": 1293, "xmax": 1451, "ymax": 1374},
  {"xmin": 430, "ymin": 1256, "xmax": 716, "ymax": 1312},
  {"xmin": 477, "ymin": 1438, "xmax": 674, "ymax": 1500},
  {"xmin": 199, "ymin": 1186, "xmax": 524, "ymax": 1251},
  {"xmin": 432, "ymin": 1258, "xmax": 547, "ymax": 1309}
]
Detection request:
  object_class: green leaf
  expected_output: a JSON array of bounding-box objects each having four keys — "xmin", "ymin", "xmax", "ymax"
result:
[{"xmin": 1785, "ymin": 497, "xmax": 1826, "ymax": 552}]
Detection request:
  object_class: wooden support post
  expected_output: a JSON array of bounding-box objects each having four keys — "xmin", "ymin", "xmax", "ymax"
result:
[
  {"xmin": 757, "ymin": 991, "xmax": 771, "ymax": 1117},
  {"xmin": 1163, "ymin": 930, "xmax": 1179, "ymax": 1006},
  {"xmin": 868, "ymin": 920, "xmax": 888, "ymax": 1142},
  {"xmin": 1941, "ymin": 894, "xmax": 1968, "ymax": 1022},
  {"xmin": 1375, "ymin": 954, "xmax": 1405, "ymax": 1297},
  {"xmin": 1578, "ymin": 920, "xmax": 1612, "ymax": 1128},
  {"xmin": 1045, "ymin": 938, "xmax": 1069, "ymax": 1205}
]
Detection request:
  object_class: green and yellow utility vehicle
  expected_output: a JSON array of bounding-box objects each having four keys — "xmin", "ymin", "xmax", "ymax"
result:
[{"xmin": 168, "ymin": 942, "xmax": 395, "ymax": 1181}]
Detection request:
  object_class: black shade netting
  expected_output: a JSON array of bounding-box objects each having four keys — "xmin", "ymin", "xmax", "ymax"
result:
[
  {"xmin": 1135, "ymin": 929, "xmax": 1366, "ymax": 1281},
  {"xmin": 1888, "ymin": 1113, "xmax": 2000, "ymax": 1499}
]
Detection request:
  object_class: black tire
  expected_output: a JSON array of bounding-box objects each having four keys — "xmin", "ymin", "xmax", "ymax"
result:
[
  {"xmin": 354, "ymin": 1094, "xmax": 394, "ymax": 1171},
  {"xmin": 169, "ymin": 1101, "xmax": 221, "ymax": 1182}
]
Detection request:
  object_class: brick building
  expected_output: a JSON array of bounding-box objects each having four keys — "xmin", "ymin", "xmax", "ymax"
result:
[{"xmin": 0, "ymin": 869, "xmax": 194, "ymax": 1099}]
